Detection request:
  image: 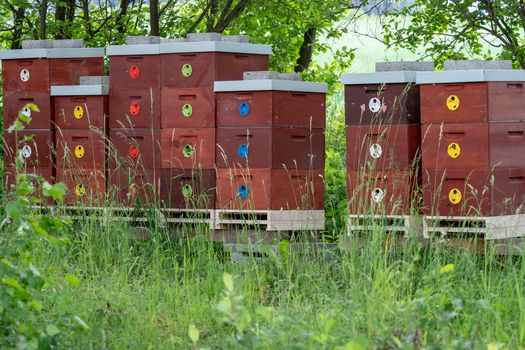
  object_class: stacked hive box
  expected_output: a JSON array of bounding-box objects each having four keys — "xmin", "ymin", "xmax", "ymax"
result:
[
  {"xmin": 341, "ymin": 62, "xmax": 433, "ymax": 222},
  {"xmin": 214, "ymin": 72, "xmax": 327, "ymax": 230},
  {"xmin": 52, "ymin": 76, "xmax": 109, "ymax": 204},
  {"xmin": 106, "ymin": 34, "xmax": 271, "ymax": 209},
  {"xmin": 418, "ymin": 61, "xmax": 525, "ymax": 218},
  {"xmin": 106, "ymin": 36, "xmax": 162, "ymax": 205},
  {"xmin": 1, "ymin": 40, "xmax": 104, "ymax": 194},
  {"xmin": 158, "ymin": 34, "xmax": 271, "ymax": 210}
]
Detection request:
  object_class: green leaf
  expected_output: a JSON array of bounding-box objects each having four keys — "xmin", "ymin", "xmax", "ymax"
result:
[
  {"xmin": 74, "ymin": 316, "xmax": 90, "ymax": 331},
  {"xmin": 188, "ymin": 324, "xmax": 199, "ymax": 345},
  {"xmin": 341, "ymin": 335, "xmax": 369, "ymax": 350},
  {"xmin": 42, "ymin": 182, "xmax": 67, "ymax": 201},
  {"xmin": 223, "ymin": 273, "xmax": 234, "ymax": 292},
  {"xmin": 46, "ymin": 324, "xmax": 61, "ymax": 337},
  {"xmin": 216, "ymin": 298, "xmax": 232, "ymax": 315},
  {"xmin": 440, "ymin": 264, "xmax": 455, "ymax": 274},
  {"xmin": 65, "ymin": 274, "xmax": 81, "ymax": 287}
]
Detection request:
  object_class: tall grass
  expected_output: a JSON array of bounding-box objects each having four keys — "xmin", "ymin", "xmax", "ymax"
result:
[{"xmin": 29, "ymin": 216, "xmax": 525, "ymax": 349}]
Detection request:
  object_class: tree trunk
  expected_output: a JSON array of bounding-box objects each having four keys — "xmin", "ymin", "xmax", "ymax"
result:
[
  {"xmin": 55, "ymin": 0, "xmax": 66, "ymax": 39},
  {"xmin": 150, "ymin": 0, "xmax": 159, "ymax": 36},
  {"xmin": 81, "ymin": 0, "xmax": 93, "ymax": 40},
  {"xmin": 206, "ymin": 0, "xmax": 220, "ymax": 32},
  {"xmin": 39, "ymin": 0, "xmax": 48, "ymax": 39},
  {"xmin": 294, "ymin": 28, "xmax": 317, "ymax": 73},
  {"xmin": 116, "ymin": 0, "xmax": 130, "ymax": 34},
  {"xmin": 11, "ymin": 6, "xmax": 25, "ymax": 49}
]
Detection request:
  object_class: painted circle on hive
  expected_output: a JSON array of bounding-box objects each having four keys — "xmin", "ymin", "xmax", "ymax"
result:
[
  {"xmin": 129, "ymin": 102, "xmax": 141, "ymax": 116},
  {"xmin": 237, "ymin": 185, "xmax": 249, "ymax": 199},
  {"xmin": 75, "ymin": 184, "xmax": 86, "ymax": 197},
  {"xmin": 182, "ymin": 184, "xmax": 193, "ymax": 198},
  {"xmin": 368, "ymin": 97, "xmax": 382, "ymax": 113},
  {"xmin": 21, "ymin": 145, "xmax": 32, "ymax": 159},
  {"xmin": 371, "ymin": 188, "xmax": 385, "ymax": 203},
  {"xmin": 129, "ymin": 145, "xmax": 140, "ymax": 159},
  {"xmin": 446, "ymin": 95, "xmax": 460, "ymax": 111},
  {"xmin": 20, "ymin": 69, "xmax": 30, "ymax": 82},
  {"xmin": 447, "ymin": 142, "xmax": 461, "ymax": 159},
  {"xmin": 182, "ymin": 64, "xmax": 193, "ymax": 77},
  {"xmin": 182, "ymin": 104, "xmax": 193, "ymax": 118},
  {"xmin": 449, "ymin": 188, "xmax": 462, "ymax": 204},
  {"xmin": 21, "ymin": 107, "xmax": 31, "ymax": 118},
  {"xmin": 74, "ymin": 106, "xmax": 84, "ymax": 119},
  {"xmin": 239, "ymin": 102, "xmax": 250, "ymax": 117},
  {"xmin": 237, "ymin": 144, "xmax": 249, "ymax": 158},
  {"xmin": 129, "ymin": 65, "xmax": 140, "ymax": 79},
  {"xmin": 370, "ymin": 143, "xmax": 382, "ymax": 159},
  {"xmin": 74, "ymin": 145, "xmax": 85, "ymax": 159},
  {"xmin": 182, "ymin": 144, "xmax": 194, "ymax": 158}
]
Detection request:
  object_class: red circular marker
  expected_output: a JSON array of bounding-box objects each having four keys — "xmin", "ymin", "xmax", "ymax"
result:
[
  {"xmin": 129, "ymin": 102, "xmax": 140, "ymax": 116},
  {"xmin": 129, "ymin": 66, "xmax": 140, "ymax": 79},
  {"xmin": 129, "ymin": 145, "xmax": 140, "ymax": 159}
]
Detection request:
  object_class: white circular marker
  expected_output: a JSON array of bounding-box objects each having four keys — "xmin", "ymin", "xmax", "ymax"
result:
[
  {"xmin": 370, "ymin": 143, "xmax": 382, "ymax": 159},
  {"xmin": 20, "ymin": 69, "xmax": 30, "ymax": 82},
  {"xmin": 371, "ymin": 188, "xmax": 385, "ymax": 203},
  {"xmin": 21, "ymin": 145, "xmax": 32, "ymax": 159},
  {"xmin": 21, "ymin": 107, "xmax": 31, "ymax": 118},
  {"xmin": 368, "ymin": 97, "xmax": 382, "ymax": 113}
]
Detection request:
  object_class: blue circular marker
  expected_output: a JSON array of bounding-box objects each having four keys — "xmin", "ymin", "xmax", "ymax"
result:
[
  {"xmin": 237, "ymin": 185, "xmax": 249, "ymax": 199},
  {"xmin": 237, "ymin": 144, "xmax": 249, "ymax": 158},
  {"xmin": 238, "ymin": 102, "xmax": 250, "ymax": 117}
]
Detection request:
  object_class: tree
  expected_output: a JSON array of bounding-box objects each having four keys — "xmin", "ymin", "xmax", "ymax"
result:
[{"xmin": 382, "ymin": 0, "xmax": 525, "ymax": 68}]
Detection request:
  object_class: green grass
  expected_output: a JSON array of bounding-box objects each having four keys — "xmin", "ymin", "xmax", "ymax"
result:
[{"xmin": 31, "ymin": 218, "xmax": 525, "ymax": 349}]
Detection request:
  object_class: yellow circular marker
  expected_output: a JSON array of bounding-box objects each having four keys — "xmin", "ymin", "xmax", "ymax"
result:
[
  {"xmin": 74, "ymin": 145, "xmax": 85, "ymax": 159},
  {"xmin": 75, "ymin": 184, "xmax": 86, "ymax": 197},
  {"xmin": 182, "ymin": 144, "xmax": 194, "ymax": 158},
  {"xmin": 449, "ymin": 188, "xmax": 462, "ymax": 205},
  {"xmin": 74, "ymin": 106, "xmax": 84, "ymax": 119},
  {"xmin": 446, "ymin": 95, "xmax": 460, "ymax": 111},
  {"xmin": 447, "ymin": 142, "xmax": 461, "ymax": 159}
]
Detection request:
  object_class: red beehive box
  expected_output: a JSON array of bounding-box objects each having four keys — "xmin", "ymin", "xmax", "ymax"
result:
[
  {"xmin": 347, "ymin": 170, "xmax": 418, "ymax": 215},
  {"xmin": 341, "ymin": 62, "xmax": 434, "ymax": 126},
  {"xmin": 3, "ymin": 129, "xmax": 53, "ymax": 168},
  {"xmin": 107, "ymin": 43, "xmax": 161, "ymax": 89},
  {"xmin": 55, "ymin": 129, "xmax": 106, "ymax": 169},
  {"xmin": 423, "ymin": 168, "xmax": 525, "ymax": 217},
  {"xmin": 160, "ymin": 169, "xmax": 216, "ymax": 209},
  {"xmin": 160, "ymin": 128, "xmax": 215, "ymax": 169},
  {"xmin": 109, "ymin": 129, "xmax": 161, "ymax": 169},
  {"xmin": 108, "ymin": 167, "xmax": 160, "ymax": 206},
  {"xmin": 0, "ymin": 47, "xmax": 104, "ymax": 92},
  {"xmin": 421, "ymin": 123, "xmax": 489, "ymax": 170},
  {"xmin": 216, "ymin": 91, "xmax": 326, "ymax": 128},
  {"xmin": 159, "ymin": 39, "xmax": 271, "ymax": 88},
  {"xmin": 2, "ymin": 91, "xmax": 52, "ymax": 129},
  {"xmin": 53, "ymin": 84, "xmax": 108, "ymax": 130},
  {"xmin": 489, "ymin": 123, "xmax": 525, "ymax": 168},
  {"xmin": 422, "ymin": 123, "xmax": 525, "ymax": 170},
  {"xmin": 214, "ymin": 78, "xmax": 327, "ymax": 128},
  {"xmin": 346, "ymin": 124, "xmax": 420, "ymax": 171},
  {"xmin": 216, "ymin": 127, "xmax": 324, "ymax": 169},
  {"xmin": 216, "ymin": 168, "xmax": 324, "ymax": 210},
  {"xmin": 492, "ymin": 167, "xmax": 525, "ymax": 216},
  {"xmin": 417, "ymin": 70, "xmax": 525, "ymax": 123},
  {"xmin": 56, "ymin": 168, "xmax": 106, "ymax": 205},
  {"xmin": 422, "ymin": 169, "xmax": 491, "ymax": 216},
  {"xmin": 161, "ymin": 87, "xmax": 215, "ymax": 128},
  {"xmin": 109, "ymin": 88, "xmax": 161, "ymax": 129}
]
